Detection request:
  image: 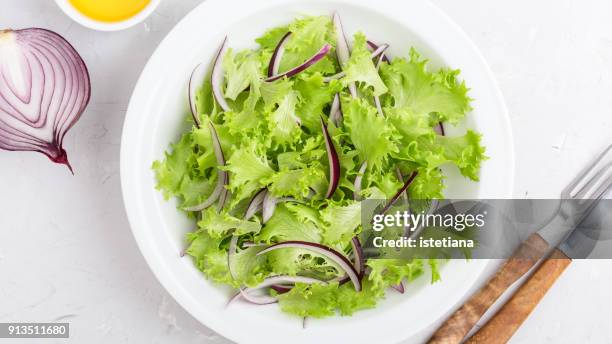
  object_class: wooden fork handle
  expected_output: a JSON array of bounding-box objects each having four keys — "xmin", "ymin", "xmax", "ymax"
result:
[
  {"xmin": 466, "ymin": 249, "xmax": 571, "ymax": 344},
  {"xmin": 427, "ymin": 233, "xmax": 550, "ymax": 344}
]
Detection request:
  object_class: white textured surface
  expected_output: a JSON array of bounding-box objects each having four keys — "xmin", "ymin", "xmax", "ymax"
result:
[{"xmin": 0, "ymin": 0, "xmax": 610, "ymax": 343}]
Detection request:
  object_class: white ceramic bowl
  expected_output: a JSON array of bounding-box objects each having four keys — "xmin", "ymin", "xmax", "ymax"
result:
[
  {"xmin": 121, "ymin": 0, "xmax": 514, "ymax": 343},
  {"xmin": 54, "ymin": 0, "xmax": 160, "ymax": 31}
]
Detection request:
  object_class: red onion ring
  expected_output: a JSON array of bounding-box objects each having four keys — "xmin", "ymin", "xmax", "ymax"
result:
[
  {"xmin": 0, "ymin": 28, "xmax": 90, "ymax": 172},
  {"xmin": 366, "ymin": 40, "xmax": 391, "ymax": 63},
  {"xmin": 391, "ymin": 281, "xmax": 405, "ymax": 294}
]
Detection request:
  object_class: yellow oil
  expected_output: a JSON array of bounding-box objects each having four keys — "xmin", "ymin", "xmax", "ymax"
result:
[{"xmin": 68, "ymin": 0, "xmax": 151, "ymax": 23}]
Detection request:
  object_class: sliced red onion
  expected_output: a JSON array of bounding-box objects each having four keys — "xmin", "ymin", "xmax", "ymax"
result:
[
  {"xmin": 329, "ymin": 93, "xmax": 342, "ymax": 126},
  {"xmin": 370, "ymin": 43, "xmax": 389, "ymax": 61},
  {"xmin": 270, "ymin": 284, "xmax": 292, "ymax": 294},
  {"xmin": 321, "ymin": 117, "xmax": 340, "ymax": 198},
  {"xmin": 380, "ymin": 171, "xmax": 418, "ymax": 214},
  {"xmin": 228, "ymin": 235, "xmax": 239, "ymax": 280},
  {"xmin": 265, "ymin": 44, "xmax": 332, "ymax": 82},
  {"xmin": 373, "ymin": 53, "xmax": 386, "ymax": 117},
  {"xmin": 262, "ymin": 191, "xmax": 277, "ymax": 223},
  {"xmin": 351, "ymin": 237, "xmax": 365, "ymax": 278},
  {"xmin": 245, "ymin": 188, "xmax": 267, "ymax": 220},
  {"xmin": 239, "ymin": 289, "xmax": 278, "ymax": 305},
  {"xmin": 241, "ymin": 241, "xmax": 267, "ymax": 248},
  {"xmin": 434, "ymin": 122, "xmax": 446, "ymax": 136},
  {"xmin": 268, "ymin": 31, "xmax": 292, "ymax": 77},
  {"xmin": 184, "ymin": 122, "xmax": 227, "ymax": 211},
  {"xmin": 240, "ymin": 275, "xmax": 325, "ymax": 304},
  {"xmin": 211, "ymin": 36, "xmax": 230, "ymax": 112},
  {"xmin": 353, "ymin": 161, "xmax": 368, "ymax": 201},
  {"xmin": 366, "ymin": 40, "xmax": 391, "ymax": 63},
  {"xmin": 257, "ymin": 241, "xmax": 361, "ymax": 291},
  {"xmin": 391, "ymin": 281, "xmax": 405, "ymax": 294},
  {"xmin": 332, "ymin": 12, "xmax": 356, "ymax": 98},
  {"xmin": 395, "ymin": 168, "xmax": 409, "ymax": 202},
  {"xmin": 188, "ymin": 63, "xmax": 206, "ymax": 127},
  {"xmin": 323, "ymin": 48, "xmax": 386, "ymax": 83},
  {"xmin": 226, "ymin": 291, "xmax": 242, "ymax": 308},
  {"xmin": 0, "ymin": 28, "xmax": 90, "ymax": 171}
]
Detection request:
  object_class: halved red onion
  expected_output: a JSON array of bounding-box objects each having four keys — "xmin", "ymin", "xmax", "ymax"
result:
[
  {"xmin": 353, "ymin": 161, "xmax": 368, "ymax": 201},
  {"xmin": 391, "ymin": 281, "xmax": 405, "ymax": 294},
  {"xmin": 0, "ymin": 28, "xmax": 90, "ymax": 171},
  {"xmin": 262, "ymin": 191, "xmax": 277, "ymax": 223},
  {"xmin": 188, "ymin": 63, "xmax": 207, "ymax": 128},
  {"xmin": 257, "ymin": 241, "xmax": 361, "ymax": 291},
  {"xmin": 228, "ymin": 235, "xmax": 239, "ymax": 280},
  {"xmin": 265, "ymin": 44, "xmax": 332, "ymax": 82},
  {"xmin": 380, "ymin": 171, "xmax": 418, "ymax": 214},
  {"xmin": 245, "ymin": 188, "xmax": 267, "ymax": 219},
  {"xmin": 211, "ymin": 36, "xmax": 230, "ymax": 112},
  {"xmin": 329, "ymin": 93, "xmax": 342, "ymax": 126},
  {"xmin": 366, "ymin": 40, "xmax": 391, "ymax": 63},
  {"xmin": 321, "ymin": 117, "xmax": 340, "ymax": 198},
  {"xmin": 332, "ymin": 12, "xmax": 356, "ymax": 98},
  {"xmin": 184, "ymin": 122, "xmax": 227, "ymax": 211},
  {"xmin": 351, "ymin": 237, "xmax": 365, "ymax": 278},
  {"xmin": 268, "ymin": 31, "xmax": 292, "ymax": 77}
]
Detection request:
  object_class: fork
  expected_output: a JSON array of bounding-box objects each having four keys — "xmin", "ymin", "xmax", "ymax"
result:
[{"xmin": 428, "ymin": 144, "xmax": 612, "ymax": 344}]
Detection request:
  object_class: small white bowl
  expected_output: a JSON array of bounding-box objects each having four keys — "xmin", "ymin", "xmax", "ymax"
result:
[{"xmin": 54, "ymin": 0, "xmax": 160, "ymax": 31}]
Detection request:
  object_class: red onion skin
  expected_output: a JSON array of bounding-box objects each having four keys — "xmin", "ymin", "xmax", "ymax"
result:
[{"xmin": 0, "ymin": 28, "xmax": 90, "ymax": 172}]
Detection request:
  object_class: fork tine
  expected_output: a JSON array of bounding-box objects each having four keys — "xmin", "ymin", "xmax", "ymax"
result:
[
  {"xmin": 564, "ymin": 144, "xmax": 612, "ymax": 198},
  {"xmin": 574, "ymin": 162, "xmax": 612, "ymax": 199}
]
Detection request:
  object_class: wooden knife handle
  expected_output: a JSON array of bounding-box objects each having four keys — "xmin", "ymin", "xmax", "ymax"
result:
[
  {"xmin": 466, "ymin": 249, "xmax": 571, "ymax": 344},
  {"xmin": 427, "ymin": 233, "xmax": 550, "ymax": 344}
]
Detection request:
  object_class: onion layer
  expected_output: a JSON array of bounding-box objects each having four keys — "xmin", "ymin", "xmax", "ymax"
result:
[
  {"xmin": 211, "ymin": 37, "xmax": 231, "ymax": 112},
  {"xmin": 268, "ymin": 31, "xmax": 292, "ymax": 77},
  {"xmin": 0, "ymin": 28, "xmax": 91, "ymax": 171},
  {"xmin": 265, "ymin": 44, "xmax": 331, "ymax": 82},
  {"xmin": 321, "ymin": 117, "xmax": 340, "ymax": 198}
]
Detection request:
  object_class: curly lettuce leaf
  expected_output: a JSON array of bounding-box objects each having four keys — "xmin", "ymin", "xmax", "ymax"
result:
[
  {"xmin": 223, "ymin": 142, "xmax": 275, "ymax": 204},
  {"xmin": 256, "ymin": 204, "xmax": 322, "ymax": 243},
  {"xmin": 380, "ymin": 49, "xmax": 472, "ymax": 124},
  {"xmin": 342, "ymin": 32, "xmax": 388, "ymax": 96},
  {"xmin": 342, "ymin": 97, "xmax": 399, "ymax": 170}
]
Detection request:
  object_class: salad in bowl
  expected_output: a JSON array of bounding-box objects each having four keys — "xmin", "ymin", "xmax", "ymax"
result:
[{"xmin": 152, "ymin": 12, "xmax": 485, "ymax": 320}]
